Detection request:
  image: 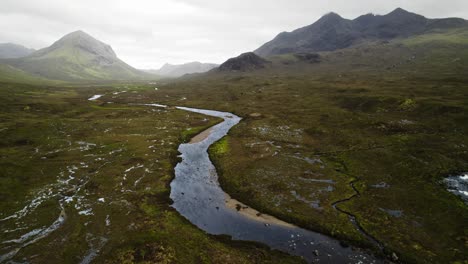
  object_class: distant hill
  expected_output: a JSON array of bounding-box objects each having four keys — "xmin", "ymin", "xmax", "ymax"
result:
[
  {"xmin": 255, "ymin": 8, "xmax": 468, "ymax": 57},
  {"xmin": 1, "ymin": 30, "xmax": 152, "ymax": 81},
  {"xmin": 218, "ymin": 52, "xmax": 270, "ymax": 72},
  {"xmin": 0, "ymin": 43, "xmax": 35, "ymax": 59},
  {"xmin": 147, "ymin": 62, "xmax": 218, "ymax": 77}
]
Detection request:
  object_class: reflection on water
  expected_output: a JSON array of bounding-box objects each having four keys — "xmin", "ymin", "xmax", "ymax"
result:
[
  {"xmin": 444, "ymin": 173, "xmax": 468, "ymax": 203},
  {"xmin": 168, "ymin": 106, "xmax": 381, "ymax": 263}
]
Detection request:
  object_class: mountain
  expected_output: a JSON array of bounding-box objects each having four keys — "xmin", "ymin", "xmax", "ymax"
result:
[
  {"xmin": 218, "ymin": 52, "xmax": 270, "ymax": 72},
  {"xmin": 148, "ymin": 61, "xmax": 218, "ymax": 77},
  {"xmin": 0, "ymin": 43, "xmax": 35, "ymax": 59},
  {"xmin": 255, "ymin": 8, "xmax": 468, "ymax": 57},
  {"xmin": 1, "ymin": 30, "xmax": 151, "ymax": 81},
  {"xmin": 0, "ymin": 63, "xmax": 53, "ymax": 84}
]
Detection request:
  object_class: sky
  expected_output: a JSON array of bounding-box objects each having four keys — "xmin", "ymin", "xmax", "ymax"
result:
[{"xmin": 1, "ymin": 0, "xmax": 467, "ymax": 69}]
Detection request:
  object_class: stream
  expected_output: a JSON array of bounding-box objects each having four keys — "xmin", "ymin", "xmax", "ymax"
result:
[
  {"xmin": 0, "ymin": 98, "xmax": 382, "ymax": 263},
  {"xmin": 168, "ymin": 106, "xmax": 381, "ymax": 263}
]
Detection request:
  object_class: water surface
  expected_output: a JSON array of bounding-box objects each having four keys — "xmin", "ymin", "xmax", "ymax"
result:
[{"xmin": 169, "ymin": 106, "xmax": 381, "ymax": 263}]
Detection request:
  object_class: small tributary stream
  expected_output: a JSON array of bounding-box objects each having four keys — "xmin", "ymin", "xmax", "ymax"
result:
[{"xmin": 166, "ymin": 105, "xmax": 381, "ymax": 263}]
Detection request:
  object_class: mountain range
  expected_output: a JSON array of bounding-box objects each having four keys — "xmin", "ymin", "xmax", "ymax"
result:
[
  {"xmin": 0, "ymin": 8, "xmax": 467, "ymax": 82},
  {"xmin": 0, "ymin": 43, "xmax": 35, "ymax": 59},
  {"xmin": 147, "ymin": 61, "xmax": 218, "ymax": 77},
  {"xmin": 255, "ymin": 8, "xmax": 468, "ymax": 57},
  {"xmin": 0, "ymin": 30, "xmax": 151, "ymax": 81}
]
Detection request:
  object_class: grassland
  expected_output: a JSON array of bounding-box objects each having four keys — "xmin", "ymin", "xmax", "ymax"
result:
[
  {"xmin": 1, "ymin": 33, "xmax": 467, "ymax": 264},
  {"xmin": 114, "ymin": 38, "xmax": 468, "ymax": 263},
  {"xmin": 0, "ymin": 82, "xmax": 301, "ymax": 263}
]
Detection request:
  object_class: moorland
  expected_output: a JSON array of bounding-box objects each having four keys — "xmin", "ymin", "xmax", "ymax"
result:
[{"xmin": 0, "ymin": 8, "xmax": 467, "ymax": 264}]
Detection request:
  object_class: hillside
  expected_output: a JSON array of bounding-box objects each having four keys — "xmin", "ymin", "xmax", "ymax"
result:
[
  {"xmin": 148, "ymin": 62, "xmax": 218, "ymax": 77},
  {"xmin": 218, "ymin": 52, "xmax": 270, "ymax": 72},
  {"xmin": 0, "ymin": 64, "xmax": 53, "ymax": 84},
  {"xmin": 0, "ymin": 43, "xmax": 35, "ymax": 59},
  {"xmin": 255, "ymin": 8, "xmax": 468, "ymax": 57},
  {"xmin": 1, "ymin": 31, "xmax": 152, "ymax": 81}
]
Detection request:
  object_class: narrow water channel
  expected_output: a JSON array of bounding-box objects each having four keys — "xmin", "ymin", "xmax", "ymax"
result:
[{"xmin": 168, "ymin": 106, "xmax": 381, "ymax": 263}]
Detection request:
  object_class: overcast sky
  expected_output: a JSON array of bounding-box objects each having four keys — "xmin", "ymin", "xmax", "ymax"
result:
[{"xmin": 1, "ymin": 0, "xmax": 467, "ymax": 69}]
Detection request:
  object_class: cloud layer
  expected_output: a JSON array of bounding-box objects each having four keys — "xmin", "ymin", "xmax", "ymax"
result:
[{"xmin": 1, "ymin": 0, "xmax": 467, "ymax": 69}]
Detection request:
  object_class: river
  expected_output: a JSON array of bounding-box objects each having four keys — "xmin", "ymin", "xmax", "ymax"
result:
[{"xmin": 168, "ymin": 106, "xmax": 381, "ymax": 263}]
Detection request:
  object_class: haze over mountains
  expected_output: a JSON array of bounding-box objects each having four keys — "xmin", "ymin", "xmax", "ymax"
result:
[
  {"xmin": 255, "ymin": 8, "xmax": 468, "ymax": 57},
  {"xmin": 0, "ymin": 43, "xmax": 35, "ymax": 59},
  {"xmin": 147, "ymin": 61, "xmax": 218, "ymax": 78}
]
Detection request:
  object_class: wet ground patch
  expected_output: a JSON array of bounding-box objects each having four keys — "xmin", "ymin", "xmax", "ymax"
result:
[
  {"xmin": 146, "ymin": 72, "xmax": 468, "ymax": 264},
  {"xmin": 0, "ymin": 83, "xmax": 301, "ymax": 263}
]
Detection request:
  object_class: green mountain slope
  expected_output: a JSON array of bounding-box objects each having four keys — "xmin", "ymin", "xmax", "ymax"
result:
[
  {"xmin": 0, "ymin": 64, "xmax": 54, "ymax": 84},
  {"xmin": 1, "ymin": 31, "xmax": 153, "ymax": 81}
]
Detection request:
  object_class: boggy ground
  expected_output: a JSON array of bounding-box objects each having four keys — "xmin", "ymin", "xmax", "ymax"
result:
[
  {"xmin": 125, "ymin": 58, "xmax": 468, "ymax": 264},
  {"xmin": 0, "ymin": 83, "xmax": 302, "ymax": 263},
  {"xmin": 1, "ymin": 36, "xmax": 468, "ymax": 263}
]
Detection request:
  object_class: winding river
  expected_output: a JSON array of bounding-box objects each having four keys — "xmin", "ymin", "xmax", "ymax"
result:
[
  {"xmin": 0, "ymin": 99, "xmax": 381, "ymax": 263},
  {"xmin": 168, "ymin": 106, "xmax": 381, "ymax": 263}
]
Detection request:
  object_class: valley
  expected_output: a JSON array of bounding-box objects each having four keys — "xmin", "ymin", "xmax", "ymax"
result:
[
  {"xmin": 0, "ymin": 84, "xmax": 303, "ymax": 263},
  {"xmin": 0, "ymin": 6, "xmax": 467, "ymax": 264},
  {"xmin": 127, "ymin": 65, "xmax": 468, "ymax": 264}
]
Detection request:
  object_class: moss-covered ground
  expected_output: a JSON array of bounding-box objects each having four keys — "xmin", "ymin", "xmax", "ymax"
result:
[
  {"xmin": 1, "ymin": 36, "xmax": 468, "ymax": 264},
  {"xmin": 0, "ymin": 82, "xmax": 301, "ymax": 263},
  {"xmin": 118, "ymin": 40, "xmax": 468, "ymax": 263}
]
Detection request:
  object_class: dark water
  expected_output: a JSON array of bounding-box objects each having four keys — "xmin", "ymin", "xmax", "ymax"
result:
[{"xmin": 169, "ymin": 106, "xmax": 381, "ymax": 263}]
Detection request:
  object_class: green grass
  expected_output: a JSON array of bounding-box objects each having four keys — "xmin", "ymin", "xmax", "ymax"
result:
[
  {"xmin": 210, "ymin": 137, "xmax": 229, "ymax": 155},
  {"xmin": 120, "ymin": 38, "xmax": 468, "ymax": 263},
  {"xmin": 0, "ymin": 82, "xmax": 301, "ymax": 263},
  {"xmin": 1, "ymin": 30, "xmax": 468, "ymax": 263},
  {"xmin": 403, "ymin": 28, "xmax": 468, "ymax": 45}
]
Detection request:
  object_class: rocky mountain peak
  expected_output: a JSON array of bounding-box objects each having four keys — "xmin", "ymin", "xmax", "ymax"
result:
[
  {"xmin": 46, "ymin": 30, "xmax": 117, "ymax": 59},
  {"xmin": 218, "ymin": 52, "xmax": 270, "ymax": 72}
]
